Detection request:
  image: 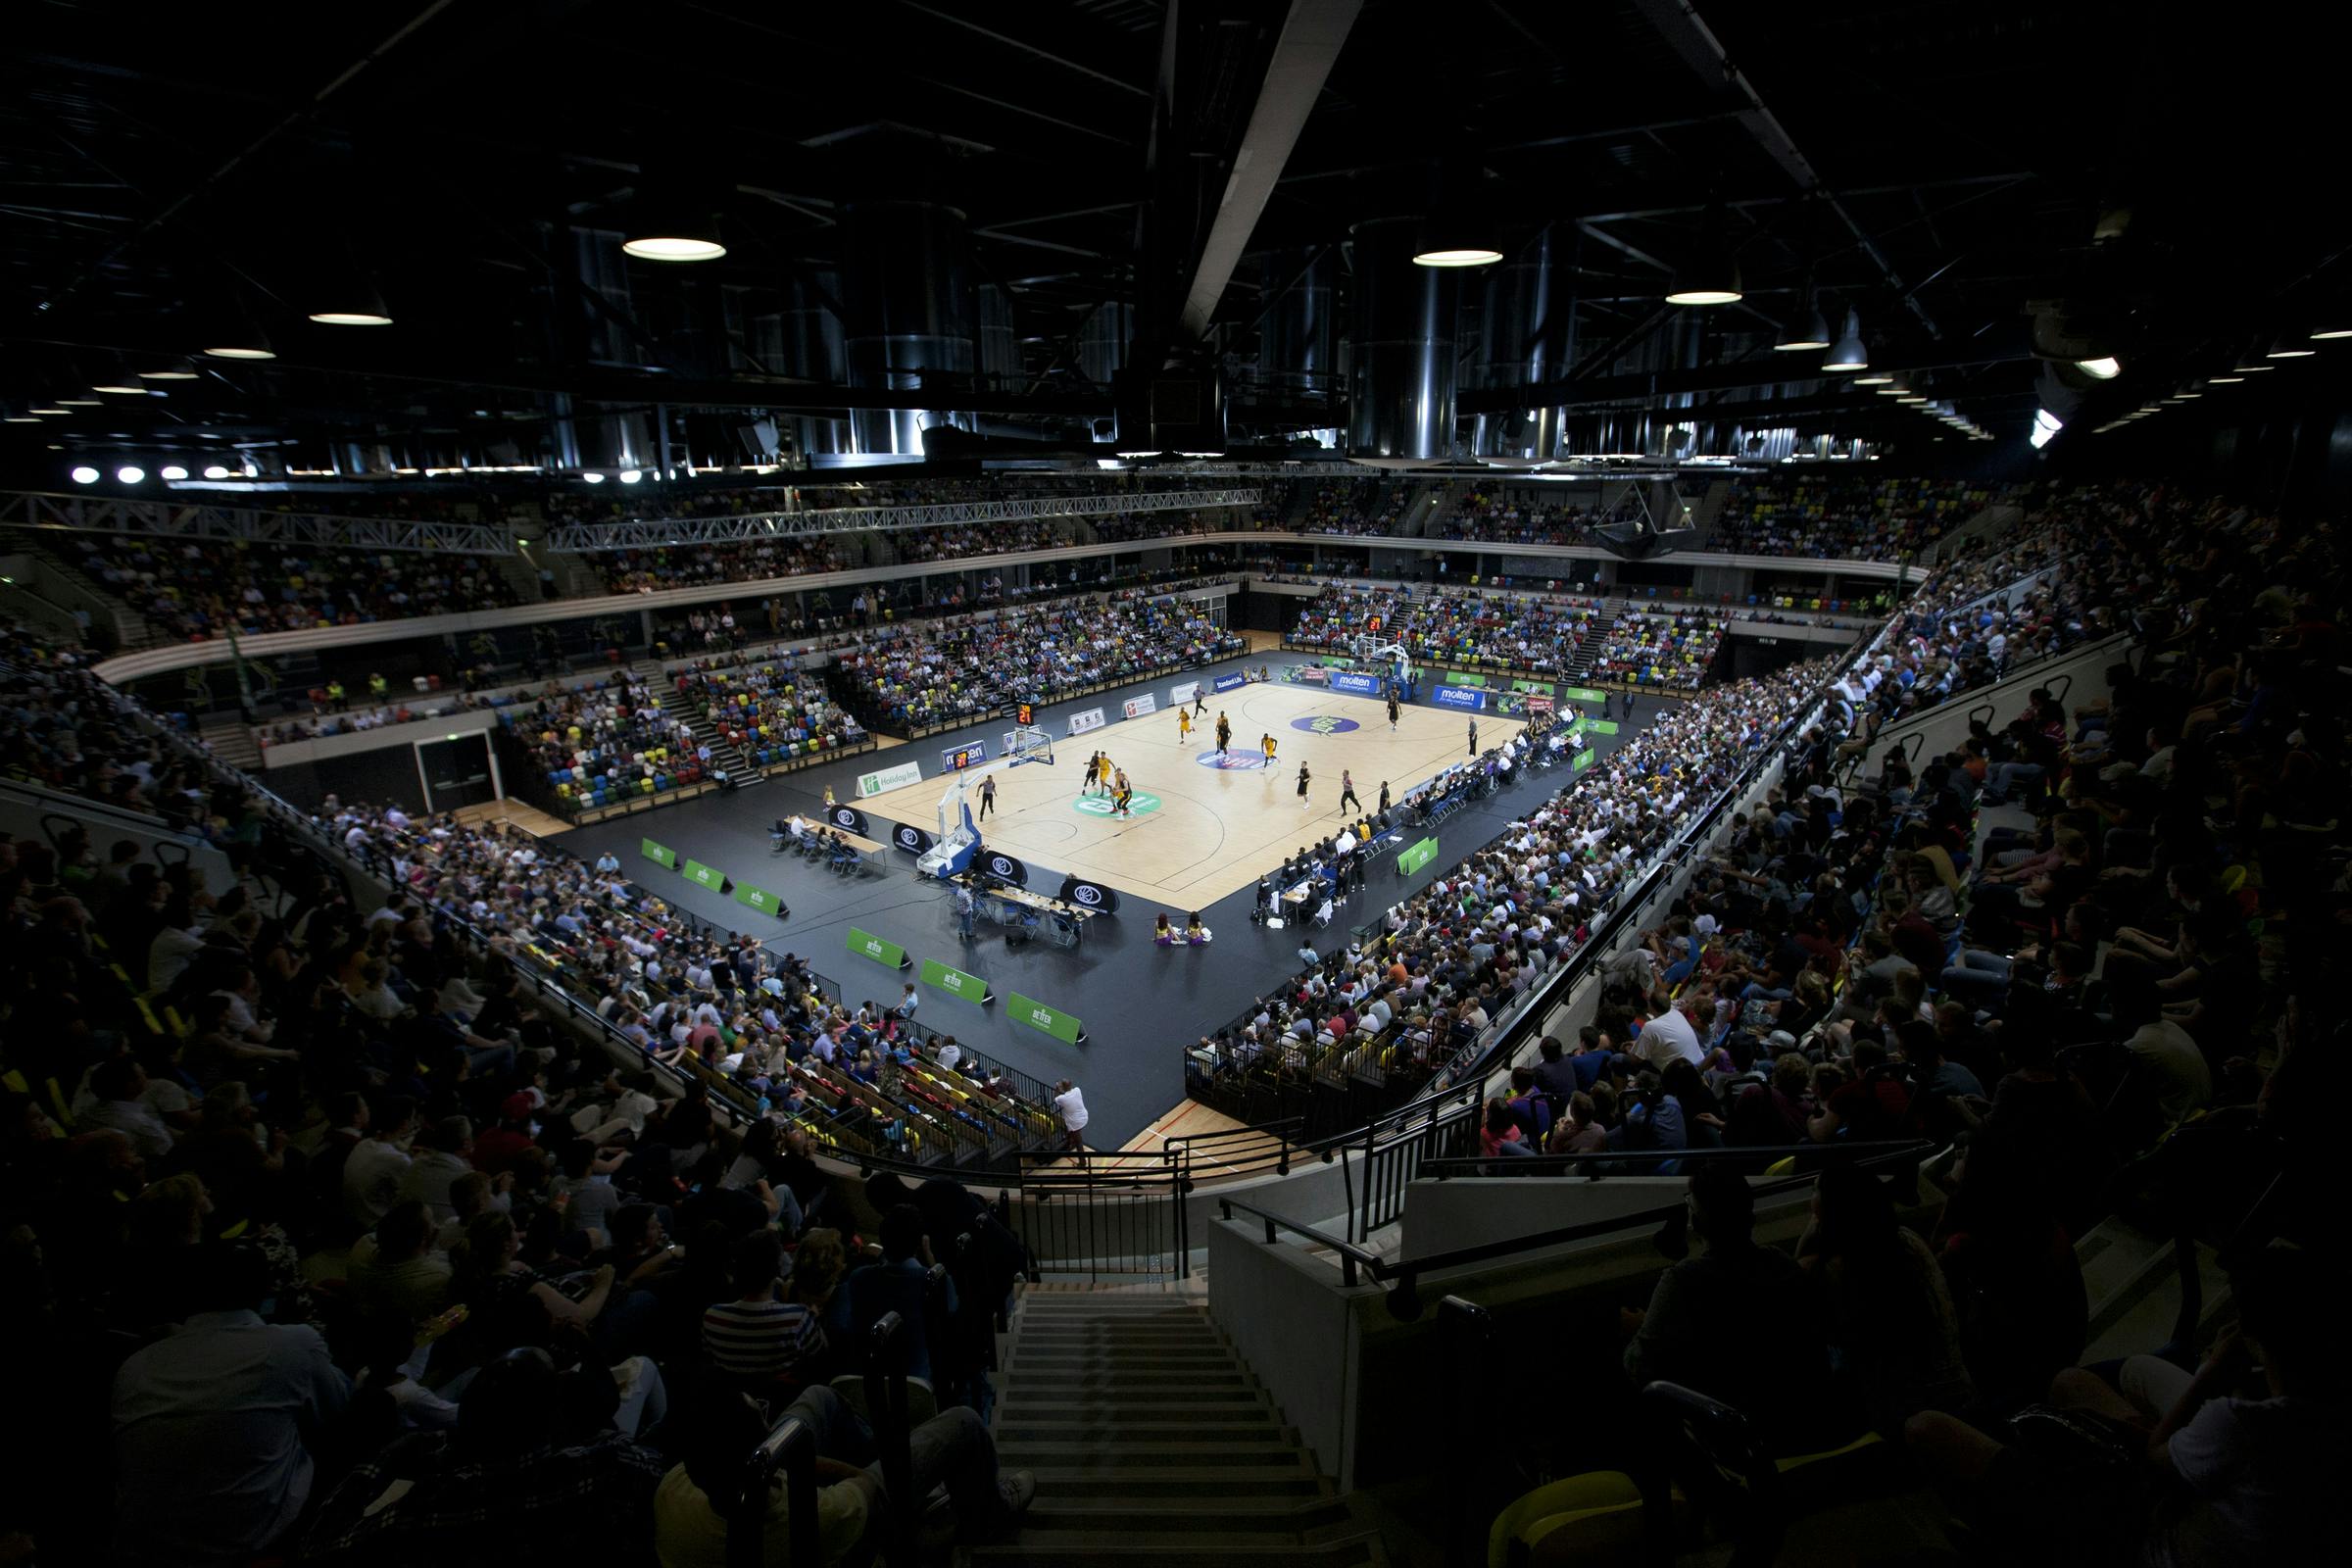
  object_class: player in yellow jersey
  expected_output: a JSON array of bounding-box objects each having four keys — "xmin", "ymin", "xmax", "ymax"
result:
[{"xmin": 1177, "ymin": 709, "xmax": 1192, "ymax": 744}]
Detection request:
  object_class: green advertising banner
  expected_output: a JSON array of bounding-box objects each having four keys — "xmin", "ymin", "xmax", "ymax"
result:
[
  {"xmin": 1446, "ymin": 669, "xmax": 1489, "ymax": 687},
  {"xmin": 1509, "ymin": 678, "xmax": 1556, "ymax": 696},
  {"xmin": 734, "ymin": 882, "xmax": 784, "ymax": 916},
  {"xmin": 681, "ymin": 858, "xmax": 725, "ymax": 890},
  {"xmin": 919, "ymin": 957, "xmax": 996, "ymax": 1005},
  {"xmin": 641, "ymin": 839, "xmax": 677, "ymax": 868},
  {"xmin": 848, "ymin": 926, "xmax": 908, "ymax": 969},
  {"xmin": 1586, "ymin": 718, "xmax": 1621, "ymax": 735},
  {"xmin": 1573, "ymin": 748, "xmax": 1597, "ymax": 771},
  {"xmin": 1561, "ymin": 686, "xmax": 1606, "ymax": 705},
  {"xmin": 1396, "ymin": 836, "xmax": 1440, "ymax": 876},
  {"xmin": 1007, "ymin": 991, "xmax": 1084, "ymax": 1044}
]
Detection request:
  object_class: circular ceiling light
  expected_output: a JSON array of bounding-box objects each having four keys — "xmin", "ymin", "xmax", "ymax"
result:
[
  {"xmin": 309, "ymin": 309, "xmax": 393, "ymax": 326},
  {"xmin": 2309, "ymin": 324, "xmax": 2352, "ymax": 340},
  {"xmin": 203, "ymin": 465, "xmax": 232, "ymax": 479},
  {"xmin": 582, "ymin": 471, "xmax": 607, "ymax": 484},
  {"xmin": 2266, "ymin": 333, "xmax": 2315, "ymax": 360},
  {"xmin": 1411, "ymin": 246, "xmax": 1504, "ymax": 268},
  {"xmin": 2208, "ymin": 374, "xmax": 2245, "ymax": 383},
  {"xmin": 160, "ymin": 465, "xmax": 190, "ymax": 480},
  {"xmin": 620, "ymin": 234, "xmax": 726, "ymax": 263},
  {"xmin": 618, "ymin": 468, "xmax": 643, "ymax": 484},
  {"xmin": 204, "ymin": 343, "xmax": 276, "ymax": 360},
  {"xmin": 116, "ymin": 465, "xmax": 146, "ymax": 483},
  {"xmin": 71, "ymin": 466, "xmax": 100, "ymax": 484},
  {"xmin": 138, "ymin": 365, "xmax": 201, "ymax": 380},
  {"xmin": 56, "ymin": 396, "xmax": 102, "ymax": 406},
  {"xmin": 91, "ymin": 382, "xmax": 151, "ymax": 395},
  {"xmin": 28, "ymin": 406, "xmax": 71, "ymax": 416}
]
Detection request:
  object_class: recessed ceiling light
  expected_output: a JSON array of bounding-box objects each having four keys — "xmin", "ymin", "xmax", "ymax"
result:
[
  {"xmin": 618, "ymin": 468, "xmax": 643, "ymax": 483},
  {"xmin": 2208, "ymin": 374, "xmax": 2245, "ymax": 383},
  {"xmin": 55, "ymin": 396, "xmax": 102, "ymax": 407},
  {"xmin": 204, "ymin": 344, "xmax": 276, "ymax": 360},
  {"xmin": 138, "ymin": 366, "xmax": 200, "ymax": 380},
  {"xmin": 91, "ymin": 383, "xmax": 150, "ymax": 395},
  {"xmin": 116, "ymin": 466, "xmax": 145, "ymax": 483},
  {"xmin": 2075, "ymin": 356, "xmax": 2122, "ymax": 379},
  {"xmin": 160, "ymin": 465, "xmax": 189, "ymax": 480},
  {"xmin": 1412, "ymin": 247, "xmax": 1503, "ymax": 268},
  {"xmin": 71, "ymin": 466, "xmax": 100, "ymax": 484},
  {"xmin": 203, "ymin": 465, "xmax": 231, "ymax": 479},
  {"xmin": 27, "ymin": 406, "xmax": 70, "ymax": 416}
]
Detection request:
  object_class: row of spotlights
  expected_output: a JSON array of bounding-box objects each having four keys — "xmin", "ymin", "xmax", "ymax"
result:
[
  {"xmin": 70, "ymin": 464, "xmax": 232, "ymax": 484},
  {"xmin": 580, "ymin": 470, "xmax": 645, "ymax": 484}
]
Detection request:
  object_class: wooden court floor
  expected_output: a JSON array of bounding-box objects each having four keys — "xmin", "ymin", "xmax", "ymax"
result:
[{"xmin": 856, "ymin": 683, "xmax": 1521, "ymax": 910}]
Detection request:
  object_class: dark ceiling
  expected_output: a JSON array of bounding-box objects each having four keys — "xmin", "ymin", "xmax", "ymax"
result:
[{"xmin": 0, "ymin": 0, "xmax": 2343, "ymax": 472}]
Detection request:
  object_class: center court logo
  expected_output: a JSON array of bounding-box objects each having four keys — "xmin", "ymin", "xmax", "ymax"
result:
[
  {"xmin": 1075, "ymin": 791, "xmax": 1162, "ymax": 816},
  {"xmin": 1194, "ymin": 750, "xmax": 1267, "ymax": 770},
  {"xmin": 1290, "ymin": 714, "xmax": 1360, "ymax": 735}
]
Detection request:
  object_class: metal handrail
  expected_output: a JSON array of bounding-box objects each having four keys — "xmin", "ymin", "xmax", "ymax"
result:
[
  {"xmin": 1419, "ymin": 1139, "xmax": 1937, "ymax": 1182},
  {"xmin": 730, "ymin": 1414, "xmax": 820, "ymax": 1568}
]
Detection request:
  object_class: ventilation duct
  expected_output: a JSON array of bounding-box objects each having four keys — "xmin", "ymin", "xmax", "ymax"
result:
[
  {"xmin": 784, "ymin": 270, "xmax": 848, "ymax": 458},
  {"xmin": 1468, "ymin": 227, "xmax": 1566, "ymax": 462},
  {"xmin": 977, "ymin": 285, "xmax": 1022, "ymax": 388},
  {"xmin": 1077, "ymin": 302, "xmax": 1133, "ymax": 389},
  {"xmin": 841, "ymin": 201, "xmax": 977, "ymax": 458},
  {"xmin": 1347, "ymin": 217, "xmax": 1459, "ymax": 462},
  {"xmin": 1258, "ymin": 248, "xmax": 1337, "ymax": 403}
]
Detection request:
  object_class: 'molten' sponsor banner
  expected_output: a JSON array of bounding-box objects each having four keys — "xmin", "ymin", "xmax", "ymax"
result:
[
  {"xmin": 1067, "ymin": 707, "xmax": 1108, "ymax": 736},
  {"xmin": 1212, "ymin": 672, "xmax": 1246, "ymax": 693},
  {"xmin": 1122, "ymin": 693, "xmax": 1157, "ymax": 718},
  {"xmin": 890, "ymin": 823, "xmax": 934, "ymax": 855},
  {"xmin": 1433, "ymin": 685, "xmax": 1487, "ymax": 711},
  {"xmin": 1331, "ymin": 671, "xmax": 1383, "ymax": 697},
  {"xmin": 1056, "ymin": 876, "xmax": 1119, "ymax": 914},
  {"xmin": 1008, "ymin": 990, "xmax": 1085, "ymax": 1044},
  {"xmin": 918, "ymin": 956, "xmax": 995, "ymax": 1005},
  {"xmin": 848, "ymin": 926, "xmax": 909, "ymax": 969}
]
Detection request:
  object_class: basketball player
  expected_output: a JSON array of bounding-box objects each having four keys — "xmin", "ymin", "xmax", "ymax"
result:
[
  {"xmin": 1387, "ymin": 690, "xmax": 1400, "ymax": 731},
  {"xmin": 1297, "ymin": 760, "xmax": 1312, "ymax": 809},
  {"xmin": 1113, "ymin": 767, "xmax": 1133, "ymax": 816},
  {"xmin": 1378, "ymin": 779, "xmax": 1391, "ymax": 814},
  {"xmin": 1082, "ymin": 750, "xmax": 1102, "ymax": 796},
  {"xmin": 1215, "ymin": 711, "xmax": 1231, "ymax": 755},
  {"xmin": 1097, "ymin": 753, "xmax": 1114, "ymax": 796},
  {"xmin": 1340, "ymin": 768, "xmax": 1361, "ymax": 813},
  {"xmin": 1177, "ymin": 709, "xmax": 1192, "ymax": 745},
  {"xmin": 979, "ymin": 773, "xmax": 997, "ymax": 819},
  {"xmin": 1261, "ymin": 732, "xmax": 1277, "ymax": 765}
]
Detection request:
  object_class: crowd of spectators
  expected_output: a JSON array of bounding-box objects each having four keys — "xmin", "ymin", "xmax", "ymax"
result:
[
  {"xmin": 502, "ymin": 670, "xmax": 708, "ymax": 807},
  {"xmin": 828, "ymin": 590, "xmax": 1245, "ymax": 732},
  {"xmin": 671, "ymin": 657, "xmax": 865, "ymax": 773},
  {"xmin": 1288, "ymin": 584, "xmax": 1612, "ymax": 676},
  {"xmin": 54, "ymin": 530, "xmax": 519, "ymax": 640},
  {"xmin": 1711, "ymin": 475, "xmax": 2002, "ymax": 561},
  {"xmin": 1198, "ymin": 662, "xmax": 1824, "ymax": 1095},
  {"xmin": 1289, "ymin": 477, "xmax": 1403, "ymax": 537},
  {"xmin": 1584, "ymin": 609, "xmax": 1729, "ymax": 689},
  {"xmin": 597, "ymin": 536, "xmax": 856, "ymax": 595},
  {"xmin": 1427, "ymin": 485, "xmax": 1607, "ymax": 546},
  {"xmin": 0, "ymin": 624, "xmax": 1055, "ymax": 1561},
  {"xmin": 1468, "ymin": 478, "xmax": 2331, "ymax": 1566}
]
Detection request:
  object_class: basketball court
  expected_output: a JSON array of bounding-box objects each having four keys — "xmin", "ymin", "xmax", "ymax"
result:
[{"xmin": 854, "ymin": 681, "xmax": 1522, "ymax": 909}]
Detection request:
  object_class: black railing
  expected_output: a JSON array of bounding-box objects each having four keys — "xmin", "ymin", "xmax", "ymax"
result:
[
  {"xmin": 1003, "ymin": 1167, "xmax": 1185, "ymax": 1282},
  {"xmin": 1218, "ymin": 1136, "xmax": 1936, "ymax": 1321}
]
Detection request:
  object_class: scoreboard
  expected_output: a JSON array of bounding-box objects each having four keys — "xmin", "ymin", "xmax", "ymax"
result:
[
  {"xmin": 941, "ymin": 739, "xmax": 990, "ymax": 772},
  {"xmin": 1016, "ymin": 703, "xmax": 1034, "ymax": 727}
]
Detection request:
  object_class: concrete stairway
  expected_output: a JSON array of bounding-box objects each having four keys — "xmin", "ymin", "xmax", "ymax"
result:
[
  {"xmin": 653, "ymin": 670, "xmax": 760, "ymax": 787},
  {"xmin": 979, "ymin": 1288, "xmax": 1389, "ymax": 1565},
  {"xmin": 199, "ymin": 713, "xmax": 265, "ymax": 771},
  {"xmin": 490, "ymin": 548, "xmax": 545, "ymax": 604},
  {"xmin": 1563, "ymin": 599, "xmax": 1627, "ymax": 682}
]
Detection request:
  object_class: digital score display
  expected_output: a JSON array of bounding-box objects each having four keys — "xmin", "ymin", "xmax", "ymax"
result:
[
  {"xmin": 1015, "ymin": 703, "xmax": 1035, "ymax": 727},
  {"xmin": 941, "ymin": 740, "xmax": 990, "ymax": 772}
]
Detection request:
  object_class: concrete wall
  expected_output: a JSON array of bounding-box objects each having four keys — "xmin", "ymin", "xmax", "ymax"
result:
[
  {"xmin": 1398, "ymin": 1174, "xmax": 1690, "ymax": 1255},
  {"xmin": 0, "ymin": 779, "xmax": 240, "ymax": 895},
  {"xmin": 258, "ymin": 705, "xmax": 500, "ymax": 768},
  {"xmin": 1207, "ymin": 1216, "xmax": 1374, "ymax": 1485}
]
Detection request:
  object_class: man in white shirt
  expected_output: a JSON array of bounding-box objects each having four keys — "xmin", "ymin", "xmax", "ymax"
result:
[
  {"xmin": 343, "ymin": 1099, "xmax": 417, "ymax": 1228},
  {"xmin": 1052, "ymin": 1081, "xmax": 1089, "ymax": 1152},
  {"xmin": 1633, "ymin": 997, "xmax": 1704, "ymax": 1071}
]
